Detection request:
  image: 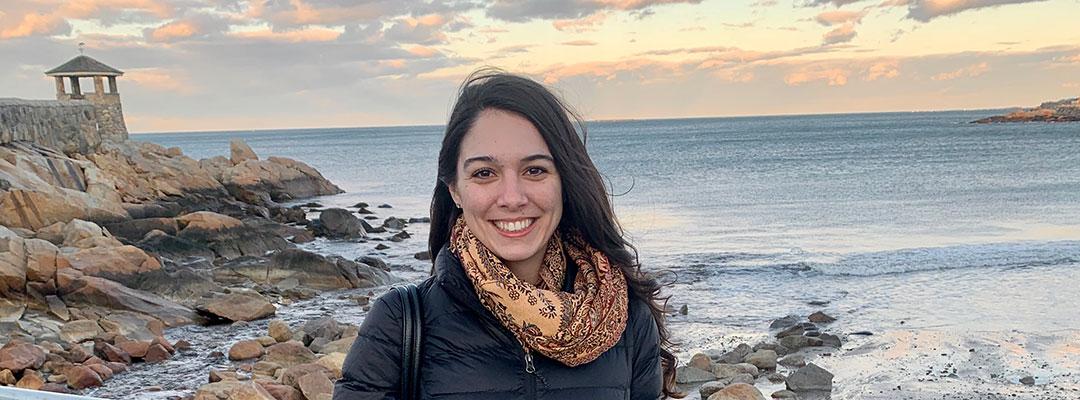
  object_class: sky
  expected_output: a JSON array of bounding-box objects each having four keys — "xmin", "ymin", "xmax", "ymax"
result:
[{"xmin": 1, "ymin": 0, "xmax": 1078, "ymax": 133}]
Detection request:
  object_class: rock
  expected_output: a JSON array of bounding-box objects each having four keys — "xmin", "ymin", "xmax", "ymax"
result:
[
  {"xmin": 94, "ymin": 341, "xmax": 131, "ymax": 364},
  {"xmin": 389, "ymin": 231, "xmax": 410, "ymax": 242},
  {"xmin": 408, "ymin": 217, "xmax": 430, "ymax": 223},
  {"xmin": 65, "ymin": 365, "xmax": 103, "ymax": 389},
  {"xmin": 766, "ymin": 373, "xmax": 786, "ymax": 383},
  {"xmin": 46, "ymin": 295, "xmax": 69, "ymax": 321},
  {"xmin": 264, "ymin": 341, "xmax": 316, "ymax": 369},
  {"xmin": 87, "ymin": 363, "xmax": 113, "ymax": 380},
  {"xmin": 100, "ymin": 311, "xmax": 166, "ymax": 341},
  {"xmin": 259, "ymin": 383, "xmax": 304, "ymax": 400},
  {"xmin": 221, "ymin": 156, "xmax": 343, "ymax": 206},
  {"xmin": 776, "ymin": 323, "xmax": 813, "ymax": 339},
  {"xmin": 0, "ymin": 299, "xmax": 25, "ymax": 322},
  {"xmin": 770, "ymin": 315, "xmax": 801, "ymax": 330},
  {"xmin": 1020, "ymin": 375, "xmax": 1035, "ymax": 385},
  {"xmin": 58, "ymin": 272, "xmax": 195, "ymax": 327},
  {"xmin": 0, "ymin": 369, "xmax": 14, "ymax": 385},
  {"xmin": 373, "ymin": 243, "xmax": 390, "ymax": 251},
  {"xmin": 779, "ymin": 335, "xmax": 823, "ymax": 351},
  {"xmin": 314, "ymin": 208, "xmax": 367, "ymax": 239},
  {"xmin": 818, "ymin": 333, "xmax": 842, "ymax": 348},
  {"xmin": 771, "ymin": 389, "xmax": 798, "ymax": 399},
  {"xmin": 24, "ymin": 238, "xmax": 59, "ymax": 283},
  {"xmin": 302, "ymin": 317, "xmax": 343, "ymax": 344},
  {"xmin": 16, "ymin": 368, "xmax": 45, "ymax": 389},
  {"xmin": 714, "ymin": 363, "xmax": 759, "ymax": 380},
  {"xmin": 63, "ymin": 245, "xmax": 162, "ymax": 279},
  {"xmin": 383, "ymin": 217, "xmax": 406, "ymax": 230},
  {"xmin": 778, "ymin": 354, "xmax": 806, "ymax": 368},
  {"xmin": 316, "ymin": 352, "xmax": 346, "ymax": 379},
  {"xmin": 198, "ymin": 291, "xmax": 276, "ymax": 322},
  {"xmin": 318, "ymin": 336, "xmax": 355, "ymax": 355},
  {"xmin": 116, "ymin": 340, "xmax": 150, "ymax": 358},
  {"xmin": 60, "ymin": 219, "xmax": 119, "ymax": 248},
  {"xmin": 675, "ymin": 365, "xmax": 715, "ymax": 384},
  {"xmin": 786, "ymin": 363, "xmax": 833, "ymax": 392},
  {"xmin": 690, "ymin": 353, "xmax": 713, "ymax": 371},
  {"xmin": 105, "ymin": 218, "xmax": 180, "ymax": 242},
  {"xmin": 231, "ymin": 139, "xmax": 259, "ymax": 165},
  {"xmin": 279, "ymin": 363, "xmax": 333, "ymax": 387},
  {"xmin": 194, "ymin": 380, "xmax": 277, "ymax": 400},
  {"xmin": 229, "ymin": 340, "xmax": 265, "ymax": 361},
  {"xmin": 719, "ymin": 343, "xmax": 752, "ymax": 364},
  {"xmin": 745, "ymin": 349, "xmax": 778, "ymax": 370},
  {"xmin": 255, "ymin": 336, "xmax": 276, "ymax": 347},
  {"xmin": 808, "ymin": 311, "xmax": 836, "ymax": 323},
  {"xmin": 59, "ymin": 320, "xmax": 103, "ymax": 343},
  {"xmin": 699, "ymin": 381, "xmax": 727, "ymax": 399},
  {"xmin": 753, "ymin": 342, "xmax": 792, "ymax": 357},
  {"xmin": 0, "ymin": 341, "xmax": 46, "ymax": 373},
  {"xmin": 260, "ymin": 248, "xmax": 397, "ymax": 290},
  {"xmin": 268, "ymin": 319, "xmax": 292, "ymax": 343},
  {"xmin": 297, "ymin": 371, "xmax": 333, "ymax": 400},
  {"xmin": 143, "ymin": 343, "xmax": 171, "ymax": 363},
  {"xmin": 707, "ymin": 383, "xmax": 767, "ymax": 400}
]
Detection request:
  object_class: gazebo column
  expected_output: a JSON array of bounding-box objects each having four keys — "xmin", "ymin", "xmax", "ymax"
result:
[
  {"xmin": 108, "ymin": 76, "xmax": 118, "ymax": 93},
  {"xmin": 54, "ymin": 77, "xmax": 66, "ymax": 98},
  {"xmin": 69, "ymin": 77, "xmax": 82, "ymax": 98},
  {"xmin": 93, "ymin": 76, "xmax": 105, "ymax": 94}
]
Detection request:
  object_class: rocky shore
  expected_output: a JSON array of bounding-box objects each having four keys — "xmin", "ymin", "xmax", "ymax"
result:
[
  {"xmin": 972, "ymin": 97, "xmax": 1080, "ymax": 123},
  {"xmin": 0, "ymin": 135, "xmax": 414, "ymax": 398}
]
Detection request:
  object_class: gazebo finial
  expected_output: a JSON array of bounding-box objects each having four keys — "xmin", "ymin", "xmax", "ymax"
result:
[{"xmin": 78, "ymin": 42, "xmax": 85, "ymax": 55}]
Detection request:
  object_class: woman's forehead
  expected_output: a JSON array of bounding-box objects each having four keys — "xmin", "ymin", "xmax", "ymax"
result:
[{"xmin": 459, "ymin": 109, "xmax": 552, "ymax": 163}]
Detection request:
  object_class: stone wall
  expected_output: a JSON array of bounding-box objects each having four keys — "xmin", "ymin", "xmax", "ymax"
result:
[{"xmin": 0, "ymin": 97, "xmax": 128, "ymax": 155}]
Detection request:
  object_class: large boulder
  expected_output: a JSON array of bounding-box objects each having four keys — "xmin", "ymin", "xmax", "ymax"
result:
[
  {"xmin": 124, "ymin": 259, "xmax": 222, "ymax": 306},
  {"xmin": 62, "ymin": 245, "xmax": 161, "ymax": 280},
  {"xmin": 786, "ymin": 363, "xmax": 834, "ymax": 392},
  {"xmin": 220, "ymin": 156, "xmax": 343, "ymax": 206},
  {"xmin": 24, "ymin": 238, "xmax": 59, "ymax": 283},
  {"xmin": 230, "ymin": 139, "xmax": 259, "ymax": 165},
  {"xmin": 61, "ymin": 219, "xmax": 122, "ymax": 248},
  {"xmin": 0, "ymin": 341, "xmax": 46, "ymax": 373},
  {"xmin": 216, "ymin": 248, "xmax": 397, "ymax": 290},
  {"xmin": 264, "ymin": 341, "xmax": 316, "ymax": 369},
  {"xmin": 312, "ymin": 208, "xmax": 366, "ymax": 239},
  {"xmin": 175, "ymin": 212, "xmax": 290, "ymax": 260},
  {"xmin": 99, "ymin": 311, "xmax": 165, "ymax": 341},
  {"xmin": 59, "ymin": 319, "xmax": 103, "ymax": 343},
  {"xmin": 58, "ymin": 269, "xmax": 196, "ymax": 327},
  {"xmin": 64, "ymin": 365, "xmax": 104, "ymax": 389},
  {"xmin": 105, "ymin": 218, "xmax": 180, "ymax": 243},
  {"xmin": 197, "ymin": 290, "xmax": 275, "ymax": 322},
  {"xmin": 135, "ymin": 230, "xmax": 216, "ymax": 263}
]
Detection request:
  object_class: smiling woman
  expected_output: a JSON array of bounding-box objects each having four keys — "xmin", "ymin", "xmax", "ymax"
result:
[{"xmin": 334, "ymin": 69, "xmax": 682, "ymax": 399}]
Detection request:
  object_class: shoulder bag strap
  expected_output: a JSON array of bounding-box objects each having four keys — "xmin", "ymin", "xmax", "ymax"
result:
[{"xmin": 393, "ymin": 284, "xmax": 423, "ymax": 400}]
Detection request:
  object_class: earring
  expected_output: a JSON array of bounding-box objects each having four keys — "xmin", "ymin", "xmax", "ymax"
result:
[{"xmin": 455, "ymin": 203, "xmax": 462, "ymax": 209}]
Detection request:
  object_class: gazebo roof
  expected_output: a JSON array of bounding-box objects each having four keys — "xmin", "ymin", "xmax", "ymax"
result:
[{"xmin": 45, "ymin": 55, "xmax": 123, "ymax": 77}]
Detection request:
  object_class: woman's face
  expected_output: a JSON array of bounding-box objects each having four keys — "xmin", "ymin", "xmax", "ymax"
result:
[{"xmin": 449, "ymin": 108, "xmax": 563, "ymax": 268}]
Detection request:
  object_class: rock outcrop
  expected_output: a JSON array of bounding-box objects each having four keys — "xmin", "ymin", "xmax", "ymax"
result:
[{"xmin": 973, "ymin": 97, "xmax": 1080, "ymax": 123}]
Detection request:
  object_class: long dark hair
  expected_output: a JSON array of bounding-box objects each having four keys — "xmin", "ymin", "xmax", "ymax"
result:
[{"xmin": 429, "ymin": 68, "xmax": 683, "ymax": 398}]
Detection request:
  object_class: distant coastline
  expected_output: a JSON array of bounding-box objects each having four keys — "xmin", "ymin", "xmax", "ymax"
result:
[{"xmin": 972, "ymin": 97, "xmax": 1080, "ymax": 123}]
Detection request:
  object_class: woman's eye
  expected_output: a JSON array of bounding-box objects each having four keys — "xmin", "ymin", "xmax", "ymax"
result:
[
  {"xmin": 472, "ymin": 169, "xmax": 494, "ymax": 178},
  {"xmin": 525, "ymin": 167, "xmax": 548, "ymax": 176}
]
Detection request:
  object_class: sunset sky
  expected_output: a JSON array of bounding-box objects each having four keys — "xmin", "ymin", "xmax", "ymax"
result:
[{"xmin": 1, "ymin": 0, "xmax": 1078, "ymax": 133}]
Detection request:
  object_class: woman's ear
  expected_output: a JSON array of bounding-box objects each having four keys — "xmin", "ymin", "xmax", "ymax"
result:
[{"xmin": 447, "ymin": 182, "xmax": 462, "ymax": 208}]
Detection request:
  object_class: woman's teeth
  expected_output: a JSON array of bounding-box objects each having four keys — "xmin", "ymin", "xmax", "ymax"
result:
[{"xmin": 495, "ymin": 219, "xmax": 534, "ymax": 232}]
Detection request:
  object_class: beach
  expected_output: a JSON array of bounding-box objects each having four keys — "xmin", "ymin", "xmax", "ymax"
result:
[{"xmin": 1, "ymin": 110, "xmax": 1077, "ymax": 399}]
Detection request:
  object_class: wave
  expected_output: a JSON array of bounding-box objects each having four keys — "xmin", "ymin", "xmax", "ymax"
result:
[{"xmin": 658, "ymin": 240, "xmax": 1080, "ymax": 278}]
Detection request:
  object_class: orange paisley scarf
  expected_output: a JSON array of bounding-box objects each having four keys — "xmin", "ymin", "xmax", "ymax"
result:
[{"xmin": 449, "ymin": 216, "xmax": 628, "ymax": 367}]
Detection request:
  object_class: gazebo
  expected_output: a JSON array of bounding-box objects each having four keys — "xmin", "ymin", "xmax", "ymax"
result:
[{"xmin": 45, "ymin": 55, "xmax": 124, "ymax": 100}]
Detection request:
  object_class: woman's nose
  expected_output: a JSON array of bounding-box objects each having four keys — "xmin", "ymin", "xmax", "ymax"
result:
[{"xmin": 496, "ymin": 176, "xmax": 528, "ymax": 209}]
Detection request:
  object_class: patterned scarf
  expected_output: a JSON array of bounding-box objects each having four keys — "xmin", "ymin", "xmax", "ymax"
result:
[{"xmin": 449, "ymin": 216, "xmax": 629, "ymax": 367}]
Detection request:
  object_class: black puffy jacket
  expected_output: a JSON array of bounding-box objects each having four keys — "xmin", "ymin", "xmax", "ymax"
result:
[{"xmin": 333, "ymin": 246, "xmax": 663, "ymax": 400}]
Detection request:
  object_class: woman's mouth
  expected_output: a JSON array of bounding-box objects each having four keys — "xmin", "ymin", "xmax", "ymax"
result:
[{"xmin": 492, "ymin": 218, "xmax": 536, "ymax": 237}]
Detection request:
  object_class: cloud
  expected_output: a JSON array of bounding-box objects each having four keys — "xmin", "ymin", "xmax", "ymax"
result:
[
  {"xmin": 552, "ymin": 12, "xmax": 608, "ymax": 32},
  {"xmin": 486, "ymin": 0, "xmax": 704, "ymax": 22},
  {"xmin": 903, "ymin": 0, "xmax": 1049, "ymax": 22},
  {"xmin": 562, "ymin": 40, "xmax": 598, "ymax": 46},
  {"xmin": 866, "ymin": 60, "xmax": 900, "ymax": 80},
  {"xmin": 146, "ymin": 20, "xmax": 199, "ymax": 42},
  {"xmin": 229, "ymin": 27, "xmax": 342, "ymax": 43},
  {"xmin": 931, "ymin": 61, "xmax": 989, "ymax": 80},
  {"xmin": 384, "ymin": 14, "xmax": 452, "ymax": 45},
  {"xmin": 815, "ymin": 10, "xmax": 866, "ymax": 25},
  {"xmin": 124, "ymin": 67, "xmax": 196, "ymax": 93},
  {"xmin": 804, "ymin": 0, "xmax": 866, "ymax": 6},
  {"xmin": 0, "ymin": 12, "xmax": 70, "ymax": 39},
  {"xmin": 785, "ymin": 66, "xmax": 850, "ymax": 86},
  {"xmin": 823, "ymin": 23, "xmax": 858, "ymax": 44}
]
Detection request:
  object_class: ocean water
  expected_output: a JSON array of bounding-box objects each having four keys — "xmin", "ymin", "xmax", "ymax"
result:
[{"xmin": 133, "ymin": 111, "xmax": 1080, "ymax": 368}]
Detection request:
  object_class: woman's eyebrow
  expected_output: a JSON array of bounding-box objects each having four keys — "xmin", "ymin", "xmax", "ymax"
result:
[
  {"xmin": 522, "ymin": 154, "xmax": 554, "ymax": 163},
  {"xmin": 463, "ymin": 155, "xmax": 495, "ymax": 169}
]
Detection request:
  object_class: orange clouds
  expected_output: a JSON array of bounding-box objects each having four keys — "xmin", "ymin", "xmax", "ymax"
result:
[
  {"xmin": 553, "ymin": 12, "xmax": 608, "ymax": 32},
  {"xmin": 867, "ymin": 61, "xmax": 901, "ymax": 81},
  {"xmin": 124, "ymin": 68, "xmax": 195, "ymax": 94},
  {"xmin": 785, "ymin": 67, "xmax": 850, "ymax": 86},
  {"xmin": 931, "ymin": 62, "xmax": 990, "ymax": 80},
  {"xmin": 815, "ymin": 10, "xmax": 866, "ymax": 25},
  {"xmin": 147, "ymin": 20, "xmax": 197, "ymax": 42},
  {"xmin": 0, "ymin": 12, "xmax": 67, "ymax": 39},
  {"xmin": 406, "ymin": 46, "xmax": 440, "ymax": 57},
  {"xmin": 230, "ymin": 27, "xmax": 341, "ymax": 43},
  {"xmin": 0, "ymin": 0, "xmax": 174, "ymax": 38}
]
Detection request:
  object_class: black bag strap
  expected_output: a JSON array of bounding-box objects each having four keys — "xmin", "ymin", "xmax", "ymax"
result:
[{"xmin": 392, "ymin": 284, "xmax": 422, "ymax": 400}]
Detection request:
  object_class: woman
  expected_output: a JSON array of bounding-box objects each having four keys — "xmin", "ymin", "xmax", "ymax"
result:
[{"xmin": 334, "ymin": 70, "xmax": 681, "ymax": 399}]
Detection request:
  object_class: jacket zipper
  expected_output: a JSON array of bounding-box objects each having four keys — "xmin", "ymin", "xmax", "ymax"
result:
[{"xmin": 524, "ymin": 348, "xmax": 537, "ymax": 400}]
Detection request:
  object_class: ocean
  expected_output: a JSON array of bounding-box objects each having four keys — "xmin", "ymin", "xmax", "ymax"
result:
[{"xmin": 129, "ymin": 110, "xmax": 1080, "ymax": 398}]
